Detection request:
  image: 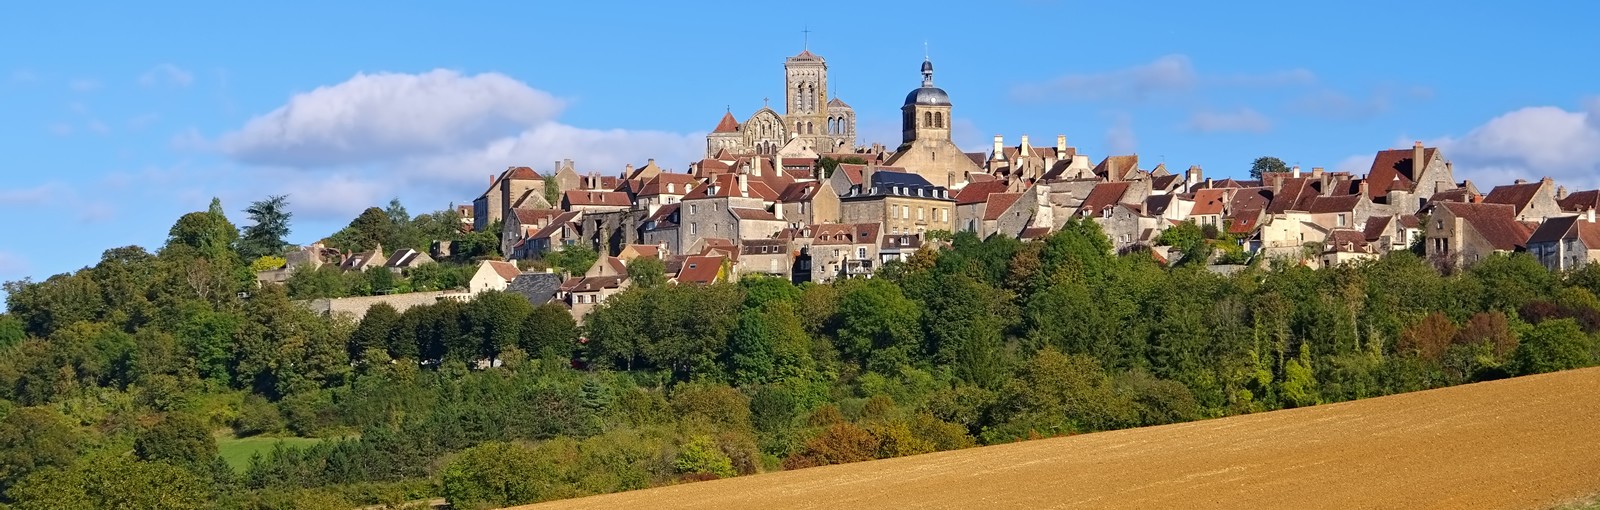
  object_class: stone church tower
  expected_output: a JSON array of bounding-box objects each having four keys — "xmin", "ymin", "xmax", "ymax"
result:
[
  {"xmin": 884, "ymin": 58, "xmax": 979, "ymax": 187},
  {"xmin": 704, "ymin": 49, "xmax": 856, "ymax": 158}
]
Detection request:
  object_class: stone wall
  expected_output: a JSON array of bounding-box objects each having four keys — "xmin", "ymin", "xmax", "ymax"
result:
[{"xmin": 305, "ymin": 291, "xmax": 469, "ymax": 321}]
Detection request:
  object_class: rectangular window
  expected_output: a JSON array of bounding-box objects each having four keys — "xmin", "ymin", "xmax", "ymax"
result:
[
  {"xmin": 690, "ymin": 204, "xmax": 698, "ymax": 215},
  {"xmin": 940, "ymin": 208, "xmax": 948, "ymax": 222},
  {"xmin": 1337, "ymin": 213, "xmax": 1347, "ymax": 227},
  {"xmin": 857, "ymin": 247, "xmax": 867, "ymax": 259},
  {"xmin": 917, "ymin": 207, "xmax": 924, "ymax": 221},
  {"xmin": 689, "ymin": 223, "xmax": 697, "ymax": 235}
]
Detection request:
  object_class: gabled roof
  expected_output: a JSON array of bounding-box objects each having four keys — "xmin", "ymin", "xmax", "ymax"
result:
[
  {"xmin": 1306, "ymin": 194, "xmax": 1364, "ymax": 214},
  {"xmin": 954, "ymin": 180, "xmax": 1008, "ymax": 205},
  {"xmin": 1093, "ymin": 155, "xmax": 1139, "ymax": 180},
  {"xmin": 383, "ymin": 248, "xmax": 429, "ymax": 268},
  {"xmin": 507, "ymin": 272, "xmax": 563, "ymax": 305},
  {"xmin": 1527, "ymin": 215, "xmax": 1580, "ymax": 245},
  {"xmin": 1190, "ymin": 189, "xmax": 1229, "ymax": 216},
  {"xmin": 505, "ymin": 166, "xmax": 543, "ymax": 180},
  {"xmin": 1019, "ymin": 226, "xmax": 1051, "ymax": 240},
  {"xmin": 713, "ymin": 112, "xmax": 740, "ymax": 133},
  {"xmin": 826, "ymin": 97, "xmax": 852, "ymax": 109},
  {"xmin": 529, "ymin": 211, "xmax": 582, "ymax": 240},
  {"xmin": 1483, "ymin": 181, "xmax": 1547, "ymax": 214},
  {"xmin": 880, "ymin": 234, "xmax": 922, "ymax": 250},
  {"xmin": 1427, "ymin": 188, "xmax": 1480, "ymax": 206},
  {"xmin": 729, "ymin": 207, "xmax": 779, "ymax": 221},
  {"xmin": 984, "ymin": 193, "xmax": 1025, "ymax": 221},
  {"xmin": 966, "ymin": 152, "xmax": 987, "ymax": 166},
  {"xmin": 561, "ymin": 275, "xmax": 626, "ymax": 293},
  {"xmin": 1079, "ymin": 182, "xmax": 1133, "ymax": 215},
  {"xmin": 564, "ymin": 190, "xmax": 631, "ymax": 207},
  {"xmin": 682, "ymin": 173, "xmax": 779, "ymax": 201},
  {"xmin": 484, "ymin": 260, "xmax": 521, "ymax": 282},
  {"xmin": 1144, "ymin": 194, "xmax": 1175, "ymax": 216},
  {"xmin": 1437, "ymin": 202, "xmax": 1532, "ymax": 251},
  {"xmin": 1559, "ymin": 190, "xmax": 1600, "ymax": 212},
  {"xmin": 644, "ymin": 203, "xmax": 679, "ymax": 226},
  {"xmin": 1151, "ymin": 174, "xmax": 1183, "ymax": 191},
  {"xmin": 812, "ymin": 223, "xmax": 880, "ymax": 245},
  {"xmin": 1325, "ymin": 229, "xmax": 1372, "ymax": 253},
  {"xmin": 740, "ymin": 239, "xmax": 788, "ymax": 255},
  {"xmin": 1365, "ymin": 147, "xmax": 1437, "ymax": 198},
  {"xmin": 1363, "ymin": 215, "xmax": 1395, "ymax": 242},
  {"xmin": 512, "ymin": 208, "xmax": 564, "ymax": 228},
  {"xmin": 778, "ymin": 181, "xmax": 822, "ymax": 203},
  {"xmin": 635, "ymin": 173, "xmax": 700, "ymax": 197},
  {"xmin": 676, "ymin": 256, "xmax": 725, "ymax": 285}
]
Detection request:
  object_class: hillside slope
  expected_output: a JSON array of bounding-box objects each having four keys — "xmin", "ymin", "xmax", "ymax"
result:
[{"xmin": 515, "ymin": 367, "xmax": 1600, "ymax": 510}]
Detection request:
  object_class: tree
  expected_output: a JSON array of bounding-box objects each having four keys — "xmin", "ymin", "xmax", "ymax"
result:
[
  {"xmin": 134, "ymin": 414, "xmax": 221, "ymax": 472},
  {"xmin": 545, "ymin": 245, "xmax": 598, "ymax": 276},
  {"xmin": 814, "ymin": 156, "xmax": 867, "ymax": 179},
  {"xmin": 626, "ymin": 257, "xmax": 667, "ymax": 289},
  {"xmin": 7, "ymin": 453, "xmax": 209, "ymax": 509},
  {"xmin": 327, "ymin": 207, "xmax": 396, "ymax": 252},
  {"xmin": 520, "ymin": 303, "xmax": 578, "ymax": 360},
  {"xmin": 674, "ymin": 435, "xmax": 736, "ymax": 479},
  {"xmin": 163, "ymin": 203, "xmax": 239, "ymax": 261},
  {"xmin": 349, "ymin": 302, "xmax": 399, "ymax": 362},
  {"xmin": 467, "ymin": 291, "xmax": 534, "ymax": 361},
  {"xmin": 1249, "ymin": 156, "xmax": 1288, "ymax": 180},
  {"xmin": 1511, "ymin": 318, "xmax": 1593, "ymax": 376},
  {"xmin": 239, "ymin": 195, "xmax": 292, "ymax": 260},
  {"xmin": 0, "ymin": 408, "xmax": 82, "ymax": 495},
  {"xmin": 441, "ymin": 440, "xmax": 575, "ymax": 508},
  {"xmin": 835, "ymin": 279, "xmax": 923, "ymax": 372}
]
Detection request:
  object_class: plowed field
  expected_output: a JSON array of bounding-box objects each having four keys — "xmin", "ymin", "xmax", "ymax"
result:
[{"xmin": 515, "ymin": 367, "xmax": 1600, "ymax": 510}]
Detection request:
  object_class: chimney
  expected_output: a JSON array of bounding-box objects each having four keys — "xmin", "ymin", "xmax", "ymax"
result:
[
  {"xmin": 993, "ymin": 135, "xmax": 1004, "ymax": 159},
  {"xmin": 1056, "ymin": 135, "xmax": 1067, "ymax": 159},
  {"xmin": 1311, "ymin": 167, "xmax": 1324, "ymax": 179},
  {"xmin": 1589, "ymin": 208, "xmax": 1596, "ymax": 223},
  {"xmin": 1542, "ymin": 176, "xmax": 1554, "ymax": 188},
  {"xmin": 1359, "ymin": 180, "xmax": 1370, "ymax": 197},
  {"xmin": 1514, "ymin": 178, "xmax": 1527, "ymax": 185},
  {"xmin": 553, "ymin": 160, "xmax": 561, "ymax": 175},
  {"xmin": 773, "ymin": 202, "xmax": 784, "ymax": 220},
  {"xmin": 1186, "ymin": 165, "xmax": 1202, "ymax": 191},
  {"xmin": 1413, "ymin": 141, "xmax": 1424, "ymax": 173},
  {"xmin": 1558, "ymin": 185, "xmax": 1569, "ymax": 200},
  {"xmin": 1020, "ymin": 135, "xmax": 1031, "ymax": 155},
  {"xmin": 1291, "ymin": 165, "xmax": 1301, "ymax": 178},
  {"xmin": 624, "ymin": 163, "xmax": 634, "ymax": 176},
  {"xmin": 738, "ymin": 174, "xmax": 749, "ymax": 197},
  {"xmin": 862, "ymin": 165, "xmax": 875, "ymax": 190},
  {"xmin": 489, "ymin": 174, "xmax": 494, "ymax": 185},
  {"xmin": 752, "ymin": 156, "xmax": 762, "ymax": 176}
]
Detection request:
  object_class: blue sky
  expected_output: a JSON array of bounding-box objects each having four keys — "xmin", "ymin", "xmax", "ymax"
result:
[{"xmin": 3, "ymin": 1, "xmax": 1599, "ymax": 287}]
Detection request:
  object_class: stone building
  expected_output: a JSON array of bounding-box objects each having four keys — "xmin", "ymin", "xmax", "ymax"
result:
[
  {"xmin": 473, "ymin": 166, "xmax": 549, "ymax": 232},
  {"xmin": 1424, "ymin": 202, "xmax": 1532, "ymax": 268},
  {"xmin": 677, "ymin": 174, "xmax": 780, "ymax": 255},
  {"xmin": 838, "ymin": 171, "xmax": 955, "ymax": 236},
  {"xmin": 883, "ymin": 58, "xmax": 982, "ymax": 188},
  {"xmin": 1525, "ymin": 211, "xmax": 1600, "ymax": 271},
  {"xmin": 705, "ymin": 50, "xmax": 857, "ymax": 157}
]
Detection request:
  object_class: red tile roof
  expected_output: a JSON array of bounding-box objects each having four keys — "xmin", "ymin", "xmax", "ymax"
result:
[
  {"xmin": 1190, "ymin": 188, "xmax": 1228, "ymax": 216},
  {"xmin": 676, "ymin": 256, "xmax": 725, "ymax": 285},
  {"xmin": 984, "ymin": 193, "xmax": 1025, "ymax": 221},
  {"xmin": 1438, "ymin": 202, "xmax": 1532, "ymax": 251},
  {"xmin": 504, "ymin": 166, "xmax": 543, "ymax": 180},
  {"xmin": 564, "ymin": 190, "xmax": 631, "ymax": 207},
  {"xmin": 635, "ymin": 173, "xmax": 700, "ymax": 197},
  {"xmin": 561, "ymin": 275, "xmax": 625, "ymax": 292},
  {"xmin": 1365, "ymin": 147, "xmax": 1436, "ymax": 198},
  {"xmin": 1483, "ymin": 181, "xmax": 1548, "ymax": 214},
  {"xmin": 1559, "ymin": 190, "xmax": 1600, "ymax": 212},
  {"xmin": 812, "ymin": 223, "xmax": 880, "ymax": 245},
  {"xmin": 512, "ymin": 208, "xmax": 563, "ymax": 228},
  {"xmin": 1306, "ymin": 194, "xmax": 1364, "ymax": 214},
  {"xmin": 1363, "ymin": 215, "xmax": 1394, "ymax": 242},
  {"xmin": 713, "ymin": 112, "xmax": 740, "ymax": 133},
  {"xmin": 954, "ymin": 180, "xmax": 1008, "ymax": 205},
  {"xmin": 777, "ymin": 181, "xmax": 822, "ymax": 203},
  {"xmin": 1324, "ymin": 229, "xmax": 1372, "ymax": 253},
  {"xmin": 1093, "ymin": 155, "xmax": 1139, "ymax": 180},
  {"xmin": 682, "ymin": 173, "xmax": 779, "ymax": 201},
  {"xmin": 1079, "ymin": 182, "xmax": 1132, "ymax": 215},
  {"xmin": 486, "ymin": 260, "xmax": 521, "ymax": 282},
  {"xmin": 729, "ymin": 207, "xmax": 779, "ymax": 221}
]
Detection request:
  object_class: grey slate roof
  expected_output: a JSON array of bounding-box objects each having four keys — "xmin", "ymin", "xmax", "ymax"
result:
[{"xmin": 506, "ymin": 272, "xmax": 564, "ymax": 305}]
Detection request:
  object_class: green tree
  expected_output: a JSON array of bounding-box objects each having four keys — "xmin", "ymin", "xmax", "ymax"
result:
[
  {"xmin": 626, "ymin": 257, "xmax": 667, "ymax": 289},
  {"xmin": 674, "ymin": 435, "xmax": 736, "ymax": 479},
  {"xmin": 467, "ymin": 291, "xmax": 534, "ymax": 361},
  {"xmin": 546, "ymin": 245, "xmax": 598, "ymax": 276},
  {"xmin": 349, "ymin": 302, "xmax": 399, "ymax": 362},
  {"xmin": 328, "ymin": 207, "xmax": 396, "ymax": 252},
  {"xmin": 1511, "ymin": 318, "xmax": 1593, "ymax": 375},
  {"xmin": 0, "ymin": 408, "xmax": 82, "ymax": 495},
  {"xmin": 239, "ymin": 195, "xmax": 292, "ymax": 260},
  {"xmin": 441, "ymin": 440, "xmax": 575, "ymax": 508},
  {"xmin": 134, "ymin": 413, "xmax": 224, "ymax": 476},
  {"xmin": 163, "ymin": 207, "xmax": 239, "ymax": 261},
  {"xmin": 813, "ymin": 156, "xmax": 867, "ymax": 179},
  {"xmin": 1249, "ymin": 156, "xmax": 1288, "ymax": 180},
  {"xmin": 520, "ymin": 303, "xmax": 579, "ymax": 360},
  {"xmin": 6, "ymin": 453, "xmax": 209, "ymax": 510},
  {"xmin": 835, "ymin": 279, "xmax": 923, "ymax": 372}
]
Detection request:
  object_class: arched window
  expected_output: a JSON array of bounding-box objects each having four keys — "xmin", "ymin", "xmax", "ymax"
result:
[
  {"xmin": 924, "ymin": 111, "xmax": 933, "ymax": 127},
  {"xmin": 796, "ymin": 121, "xmax": 803, "ymax": 133},
  {"xmin": 806, "ymin": 121, "xmax": 814, "ymax": 135},
  {"xmin": 935, "ymin": 112, "xmax": 944, "ymax": 128}
]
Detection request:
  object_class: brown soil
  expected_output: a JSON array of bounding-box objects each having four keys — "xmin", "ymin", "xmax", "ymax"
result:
[{"xmin": 514, "ymin": 367, "xmax": 1600, "ymax": 510}]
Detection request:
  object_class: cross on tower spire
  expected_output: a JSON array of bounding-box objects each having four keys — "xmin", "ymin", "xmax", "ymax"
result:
[{"xmin": 802, "ymin": 26, "xmax": 811, "ymax": 50}]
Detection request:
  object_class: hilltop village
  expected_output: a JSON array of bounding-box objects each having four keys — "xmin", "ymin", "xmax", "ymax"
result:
[{"xmin": 275, "ymin": 49, "xmax": 1598, "ymax": 321}]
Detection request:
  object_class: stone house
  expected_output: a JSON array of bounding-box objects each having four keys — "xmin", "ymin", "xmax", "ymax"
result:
[
  {"xmin": 878, "ymin": 234, "xmax": 922, "ymax": 265},
  {"xmin": 804, "ymin": 223, "xmax": 881, "ymax": 283},
  {"xmin": 953, "ymin": 180, "xmax": 1009, "ymax": 235},
  {"xmin": 1424, "ymin": 202, "xmax": 1533, "ymax": 268},
  {"xmin": 987, "ymin": 184, "xmax": 1052, "ymax": 239},
  {"xmin": 469, "ymin": 260, "xmax": 522, "ymax": 294},
  {"xmin": 777, "ymin": 181, "xmax": 839, "ymax": 227},
  {"xmin": 1483, "ymin": 177, "xmax": 1562, "ymax": 222},
  {"xmin": 501, "ymin": 208, "xmax": 565, "ymax": 257},
  {"xmin": 383, "ymin": 248, "xmax": 434, "ymax": 274},
  {"xmin": 632, "ymin": 172, "xmax": 700, "ymax": 216},
  {"xmin": 562, "ymin": 190, "xmax": 632, "ymax": 214},
  {"xmin": 339, "ymin": 245, "xmax": 386, "ymax": 272},
  {"xmin": 737, "ymin": 239, "xmax": 791, "ymax": 278},
  {"xmin": 1319, "ymin": 229, "xmax": 1379, "ymax": 267},
  {"xmin": 1098, "ymin": 203, "xmax": 1162, "ymax": 253},
  {"xmin": 511, "ymin": 211, "xmax": 582, "ymax": 260},
  {"xmin": 1525, "ymin": 211, "xmax": 1600, "ymax": 271},
  {"xmin": 675, "ymin": 255, "xmax": 730, "ymax": 285},
  {"xmin": 677, "ymin": 173, "xmax": 778, "ymax": 255},
  {"xmin": 640, "ymin": 204, "xmax": 681, "ymax": 255},
  {"xmin": 1360, "ymin": 141, "xmax": 1459, "ymax": 215},
  {"xmin": 839, "ymin": 171, "xmax": 955, "ymax": 236},
  {"xmin": 473, "ymin": 166, "xmax": 548, "ymax": 232},
  {"xmin": 1362, "ymin": 214, "xmax": 1422, "ymax": 253},
  {"xmin": 558, "ymin": 275, "xmax": 628, "ymax": 322}
]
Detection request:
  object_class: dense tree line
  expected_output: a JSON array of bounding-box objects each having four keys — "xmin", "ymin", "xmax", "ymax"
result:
[{"xmin": 2, "ymin": 201, "xmax": 1599, "ymax": 508}]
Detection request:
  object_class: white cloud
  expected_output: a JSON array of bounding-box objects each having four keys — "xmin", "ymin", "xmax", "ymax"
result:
[
  {"xmin": 1014, "ymin": 54, "xmax": 1195, "ymax": 103},
  {"xmin": 1185, "ymin": 108, "xmax": 1272, "ymax": 134},
  {"xmin": 0, "ymin": 183, "xmax": 63, "ymax": 205},
  {"xmin": 10, "ymin": 69, "xmax": 37, "ymax": 84},
  {"xmin": 1105, "ymin": 114, "xmax": 1138, "ymax": 154},
  {"xmin": 46, "ymin": 122, "xmax": 73, "ymax": 136},
  {"xmin": 1333, "ymin": 153, "xmax": 1372, "ymax": 174},
  {"xmin": 68, "ymin": 79, "xmax": 99, "ymax": 92},
  {"xmin": 1012, "ymin": 54, "xmax": 1315, "ymax": 103},
  {"xmin": 209, "ymin": 69, "xmax": 708, "ymax": 221},
  {"xmin": 219, "ymin": 69, "xmax": 564, "ymax": 166},
  {"xmin": 139, "ymin": 64, "xmax": 193, "ymax": 88},
  {"xmin": 127, "ymin": 113, "xmax": 161, "ymax": 131},
  {"xmin": 1434, "ymin": 101, "xmax": 1600, "ymax": 189}
]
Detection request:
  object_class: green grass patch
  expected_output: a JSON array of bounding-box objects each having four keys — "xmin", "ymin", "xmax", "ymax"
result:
[{"xmin": 217, "ymin": 436, "xmax": 325, "ymax": 472}]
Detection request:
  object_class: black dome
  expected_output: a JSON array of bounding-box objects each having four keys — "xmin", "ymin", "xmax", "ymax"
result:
[{"xmin": 905, "ymin": 87, "xmax": 950, "ymax": 106}]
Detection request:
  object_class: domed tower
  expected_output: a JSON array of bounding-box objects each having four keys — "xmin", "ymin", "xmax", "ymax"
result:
[{"xmin": 901, "ymin": 58, "xmax": 951, "ymax": 146}]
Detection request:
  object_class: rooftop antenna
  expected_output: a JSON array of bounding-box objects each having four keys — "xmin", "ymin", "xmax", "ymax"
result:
[{"xmin": 923, "ymin": 40, "xmax": 929, "ymax": 60}]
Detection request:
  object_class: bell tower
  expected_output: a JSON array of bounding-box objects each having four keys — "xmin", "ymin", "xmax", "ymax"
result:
[
  {"xmin": 901, "ymin": 58, "xmax": 951, "ymax": 145},
  {"xmin": 784, "ymin": 49, "xmax": 828, "ymax": 142}
]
